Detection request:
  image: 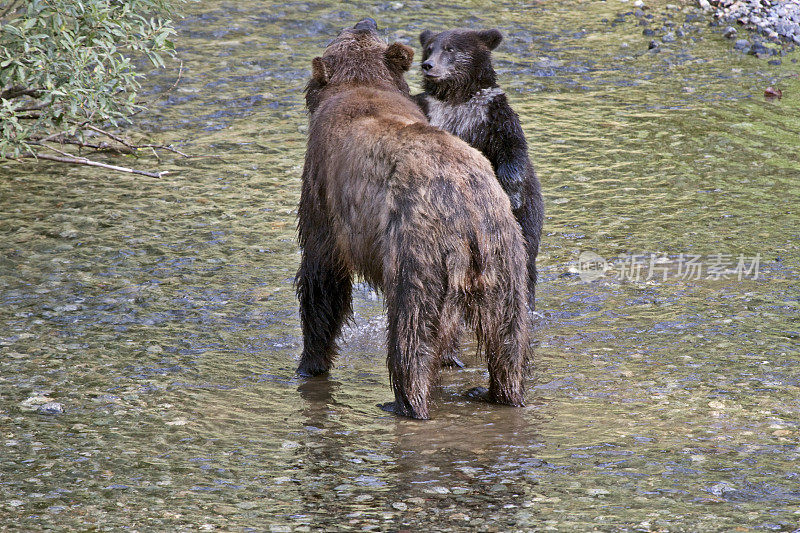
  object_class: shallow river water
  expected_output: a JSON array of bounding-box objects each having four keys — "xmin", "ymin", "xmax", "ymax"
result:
[{"xmin": 2, "ymin": 1, "xmax": 799, "ymax": 531}]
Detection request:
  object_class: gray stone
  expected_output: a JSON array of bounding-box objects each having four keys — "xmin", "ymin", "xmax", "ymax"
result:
[
  {"xmin": 710, "ymin": 482, "xmax": 736, "ymax": 497},
  {"xmin": 733, "ymin": 39, "xmax": 751, "ymax": 52},
  {"xmin": 38, "ymin": 402, "xmax": 64, "ymax": 415},
  {"xmin": 749, "ymin": 41, "xmax": 769, "ymax": 55}
]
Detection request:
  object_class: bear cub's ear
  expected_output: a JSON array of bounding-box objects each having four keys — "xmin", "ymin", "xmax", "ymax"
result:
[
  {"xmin": 385, "ymin": 42, "xmax": 414, "ymax": 73},
  {"xmin": 477, "ymin": 29, "xmax": 503, "ymax": 50},
  {"xmin": 419, "ymin": 29, "xmax": 435, "ymax": 47},
  {"xmin": 311, "ymin": 57, "xmax": 328, "ymax": 85}
]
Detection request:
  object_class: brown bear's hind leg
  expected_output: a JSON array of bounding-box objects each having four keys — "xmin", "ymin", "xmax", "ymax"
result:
[
  {"xmin": 296, "ymin": 250, "xmax": 352, "ymax": 377},
  {"xmin": 480, "ymin": 285, "xmax": 528, "ymax": 407},
  {"xmin": 380, "ymin": 260, "xmax": 448, "ymax": 420},
  {"xmin": 437, "ymin": 296, "xmax": 465, "ymax": 368}
]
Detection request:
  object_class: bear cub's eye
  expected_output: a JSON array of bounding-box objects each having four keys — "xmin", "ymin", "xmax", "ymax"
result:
[{"xmin": 444, "ymin": 45, "xmax": 454, "ymax": 53}]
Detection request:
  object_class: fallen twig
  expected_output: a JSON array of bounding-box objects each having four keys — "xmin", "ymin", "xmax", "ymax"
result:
[
  {"xmin": 83, "ymin": 123, "xmax": 190, "ymax": 158},
  {"xmin": 0, "ymin": 85, "xmax": 42, "ymax": 99},
  {"xmin": 28, "ymin": 143, "xmax": 166, "ymax": 178},
  {"xmin": 130, "ymin": 60, "xmax": 184, "ymax": 119},
  {"xmin": 85, "ymin": 124, "xmax": 136, "ymax": 148}
]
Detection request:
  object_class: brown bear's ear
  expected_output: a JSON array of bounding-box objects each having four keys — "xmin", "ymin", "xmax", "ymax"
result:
[
  {"xmin": 477, "ymin": 29, "xmax": 503, "ymax": 50},
  {"xmin": 385, "ymin": 42, "xmax": 414, "ymax": 73},
  {"xmin": 419, "ymin": 30, "xmax": 435, "ymax": 47},
  {"xmin": 311, "ymin": 56, "xmax": 328, "ymax": 85}
]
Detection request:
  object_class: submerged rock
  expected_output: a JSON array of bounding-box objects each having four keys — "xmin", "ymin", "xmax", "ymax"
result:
[
  {"xmin": 38, "ymin": 402, "xmax": 65, "ymax": 415},
  {"xmin": 733, "ymin": 38, "xmax": 751, "ymax": 52},
  {"xmin": 19, "ymin": 395, "xmax": 55, "ymax": 411},
  {"xmin": 748, "ymin": 40, "xmax": 770, "ymax": 55},
  {"xmin": 709, "ymin": 481, "xmax": 736, "ymax": 497}
]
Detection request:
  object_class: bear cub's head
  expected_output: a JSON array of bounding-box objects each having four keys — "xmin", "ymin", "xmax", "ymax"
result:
[
  {"xmin": 305, "ymin": 18, "xmax": 414, "ymax": 113},
  {"xmin": 418, "ymin": 28, "xmax": 503, "ymax": 103}
]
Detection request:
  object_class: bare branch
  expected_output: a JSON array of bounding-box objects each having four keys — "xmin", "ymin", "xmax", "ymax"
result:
[
  {"xmin": 45, "ymin": 137, "xmax": 134, "ymax": 154},
  {"xmin": 154, "ymin": 59, "xmax": 184, "ymax": 105},
  {"xmin": 0, "ymin": 85, "xmax": 43, "ymax": 99},
  {"xmin": 85, "ymin": 124, "xmax": 136, "ymax": 148},
  {"xmin": 0, "ymin": 0, "xmax": 22, "ymax": 20},
  {"xmin": 16, "ymin": 103, "xmax": 48, "ymax": 112},
  {"xmin": 132, "ymin": 59, "xmax": 184, "ymax": 118},
  {"xmin": 134, "ymin": 142, "xmax": 189, "ymax": 158},
  {"xmin": 83, "ymin": 123, "xmax": 189, "ymax": 157},
  {"xmin": 28, "ymin": 143, "xmax": 167, "ymax": 178}
]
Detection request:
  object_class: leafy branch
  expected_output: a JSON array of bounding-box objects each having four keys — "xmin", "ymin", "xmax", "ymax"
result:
[{"xmin": 0, "ymin": 0, "xmax": 188, "ymax": 177}]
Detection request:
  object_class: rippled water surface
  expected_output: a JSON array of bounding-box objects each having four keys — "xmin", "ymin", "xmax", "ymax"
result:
[{"xmin": 2, "ymin": 1, "xmax": 799, "ymax": 531}]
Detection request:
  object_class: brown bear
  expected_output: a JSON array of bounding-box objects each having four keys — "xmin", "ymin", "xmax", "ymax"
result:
[
  {"xmin": 295, "ymin": 18, "xmax": 530, "ymax": 420},
  {"xmin": 412, "ymin": 29, "xmax": 544, "ymax": 310}
]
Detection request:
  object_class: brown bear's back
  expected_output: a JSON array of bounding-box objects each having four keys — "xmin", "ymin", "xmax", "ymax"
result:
[{"xmin": 307, "ymin": 84, "xmax": 518, "ymax": 287}]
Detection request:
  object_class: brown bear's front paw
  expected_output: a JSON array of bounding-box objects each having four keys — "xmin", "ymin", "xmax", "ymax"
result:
[
  {"xmin": 441, "ymin": 352, "xmax": 466, "ymax": 369},
  {"xmin": 378, "ymin": 401, "xmax": 429, "ymax": 420}
]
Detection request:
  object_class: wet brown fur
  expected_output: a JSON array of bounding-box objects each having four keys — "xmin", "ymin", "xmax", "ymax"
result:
[{"xmin": 295, "ymin": 22, "xmax": 529, "ymax": 420}]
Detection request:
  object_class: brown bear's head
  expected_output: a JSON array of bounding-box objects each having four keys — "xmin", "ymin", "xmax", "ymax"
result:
[
  {"xmin": 418, "ymin": 28, "xmax": 503, "ymax": 103},
  {"xmin": 304, "ymin": 18, "xmax": 414, "ymax": 113}
]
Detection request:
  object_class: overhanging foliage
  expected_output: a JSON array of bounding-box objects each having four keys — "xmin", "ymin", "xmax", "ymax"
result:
[{"xmin": 0, "ymin": 0, "xmax": 183, "ymax": 176}]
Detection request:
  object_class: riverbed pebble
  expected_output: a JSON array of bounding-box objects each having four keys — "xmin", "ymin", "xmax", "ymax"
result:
[
  {"xmin": 38, "ymin": 402, "xmax": 65, "ymax": 415},
  {"xmin": 19, "ymin": 394, "xmax": 55, "ymax": 411},
  {"xmin": 709, "ymin": 481, "xmax": 736, "ymax": 496}
]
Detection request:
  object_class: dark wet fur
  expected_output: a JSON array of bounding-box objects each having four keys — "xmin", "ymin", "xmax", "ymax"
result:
[
  {"xmin": 413, "ymin": 29, "xmax": 544, "ymax": 309},
  {"xmin": 296, "ymin": 22, "xmax": 530, "ymax": 420}
]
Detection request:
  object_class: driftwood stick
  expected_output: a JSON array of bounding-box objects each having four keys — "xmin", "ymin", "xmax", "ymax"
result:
[{"xmin": 28, "ymin": 144, "xmax": 166, "ymax": 178}]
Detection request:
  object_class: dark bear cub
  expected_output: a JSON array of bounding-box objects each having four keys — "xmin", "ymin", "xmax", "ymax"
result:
[
  {"xmin": 296, "ymin": 19, "xmax": 530, "ymax": 420},
  {"xmin": 413, "ymin": 29, "xmax": 544, "ymax": 309}
]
